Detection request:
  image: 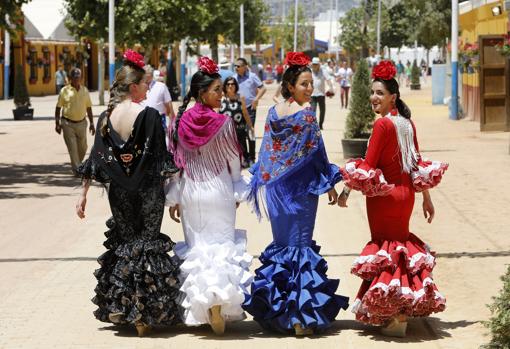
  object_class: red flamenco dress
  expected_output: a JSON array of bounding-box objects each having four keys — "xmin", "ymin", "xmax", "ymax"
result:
[{"xmin": 340, "ymin": 113, "xmax": 448, "ymax": 325}]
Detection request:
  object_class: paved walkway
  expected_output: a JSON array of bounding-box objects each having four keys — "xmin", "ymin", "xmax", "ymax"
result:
[{"xmin": 0, "ymin": 81, "xmax": 509, "ymax": 348}]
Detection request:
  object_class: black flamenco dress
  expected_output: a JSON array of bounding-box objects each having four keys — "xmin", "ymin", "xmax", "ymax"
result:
[{"xmin": 77, "ymin": 107, "xmax": 183, "ymax": 326}]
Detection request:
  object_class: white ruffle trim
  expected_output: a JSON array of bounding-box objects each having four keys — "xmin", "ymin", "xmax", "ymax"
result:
[
  {"xmin": 411, "ymin": 161, "xmax": 443, "ymax": 180},
  {"xmin": 352, "ymin": 249, "xmax": 392, "ymax": 266},
  {"xmin": 233, "ymin": 175, "xmax": 251, "ymax": 202},
  {"xmin": 366, "ymin": 277, "xmax": 445, "ymax": 305},
  {"xmin": 345, "ymin": 162, "xmax": 389, "ymax": 185},
  {"xmin": 174, "ymin": 229, "xmax": 253, "ymax": 326}
]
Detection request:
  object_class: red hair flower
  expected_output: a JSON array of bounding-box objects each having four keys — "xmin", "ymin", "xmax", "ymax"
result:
[
  {"xmin": 198, "ymin": 56, "xmax": 219, "ymax": 75},
  {"xmin": 123, "ymin": 49, "xmax": 145, "ymax": 69},
  {"xmin": 372, "ymin": 60, "xmax": 397, "ymax": 80},
  {"xmin": 284, "ymin": 52, "xmax": 311, "ymax": 67}
]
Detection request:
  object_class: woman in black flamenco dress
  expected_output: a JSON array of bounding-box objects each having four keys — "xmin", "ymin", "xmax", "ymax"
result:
[{"xmin": 75, "ymin": 50, "xmax": 182, "ymax": 336}]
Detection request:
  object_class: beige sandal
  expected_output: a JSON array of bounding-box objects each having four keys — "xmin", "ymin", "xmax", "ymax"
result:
[
  {"xmin": 380, "ymin": 317, "xmax": 407, "ymax": 338},
  {"xmin": 209, "ymin": 305, "xmax": 225, "ymax": 335},
  {"xmin": 293, "ymin": 323, "xmax": 313, "ymax": 336},
  {"xmin": 135, "ymin": 321, "xmax": 151, "ymax": 337}
]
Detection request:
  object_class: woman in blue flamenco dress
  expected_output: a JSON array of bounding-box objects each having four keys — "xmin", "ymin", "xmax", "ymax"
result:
[{"xmin": 242, "ymin": 52, "xmax": 349, "ymax": 336}]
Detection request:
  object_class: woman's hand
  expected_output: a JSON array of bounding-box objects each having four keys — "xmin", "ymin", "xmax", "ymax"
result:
[
  {"xmin": 169, "ymin": 204, "xmax": 181, "ymax": 223},
  {"xmin": 337, "ymin": 187, "xmax": 350, "ymax": 208},
  {"xmin": 422, "ymin": 190, "xmax": 435, "ymax": 223},
  {"xmin": 76, "ymin": 194, "xmax": 87, "ymax": 219},
  {"xmin": 327, "ymin": 188, "xmax": 338, "ymax": 205}
]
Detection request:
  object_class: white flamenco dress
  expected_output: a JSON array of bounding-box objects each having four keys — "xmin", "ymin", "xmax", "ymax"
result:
[{"xmin": 165, "ymin": 121, "xmax": 253, "ymax": 326}]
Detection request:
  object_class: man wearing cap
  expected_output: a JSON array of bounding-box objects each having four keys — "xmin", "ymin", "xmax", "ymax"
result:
[
  {"xmin": 54, "ymin": 67, "xmax": 95, "ymax": 176},
  {"xmin": 219, "ymin": 59, "xmax": 234, "ymax": 82},
  {"xmin": 311, "ymin": 57, "xmax": 334, "ymax": 130},
  {"xmin": 234, "ymin": 57, "xmax": 266, "ymax": 165}
]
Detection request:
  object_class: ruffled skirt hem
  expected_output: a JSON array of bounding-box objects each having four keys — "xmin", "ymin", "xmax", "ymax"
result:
[
  {"xmin": 93, "ymin": 218, "xmax": 183, "ymax": 326},
  {"xmin": 174, "ymin": 229, "xmax": 253, "ymax": 325},
  {"xmin": 243, "ymin": 240, "xmax": 349, "ymax": 333}
]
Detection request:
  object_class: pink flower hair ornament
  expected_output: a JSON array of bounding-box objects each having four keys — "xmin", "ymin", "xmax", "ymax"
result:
[
  {"xmin": 123, "ymin": 49, "xmax": 145, "ymax": 69},
  {"xmin": 197, "ymin": 56, "xmax": 219, "ymax": 75}
]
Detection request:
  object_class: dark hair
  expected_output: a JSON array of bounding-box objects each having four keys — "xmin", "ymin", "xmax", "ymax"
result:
[
  {"xmin": 100, "ymin": 63, "xmax": 145, "ymax": 136},
  {"xmin": 373, "ymin": 77, "xmax": 411, "ymax": 119},
  {"xmin": 281, "ymin": 65, "xmax": 312, "ymax": 100},
  {"xmin": 236, "ymin": 57, "xmax": 248, "ymax": 66},
  {"xmin": 173, "ymin": 70, "xmax": 221, "ymax": 144},
  {"xmin": 222, "ymin": 76, "xmax": 239, "ymax": 94}
]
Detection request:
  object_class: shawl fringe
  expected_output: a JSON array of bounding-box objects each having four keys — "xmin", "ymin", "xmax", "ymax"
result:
[
  {"xmin": 174, "ymin": 119, "xmax": 241, "ymax": 181},
  {"xmin": 388, "ymin": 115, "xmax": 419, "ymax": 173}
]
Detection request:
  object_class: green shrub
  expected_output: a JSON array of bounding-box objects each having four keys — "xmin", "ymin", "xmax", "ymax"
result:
[
  {"xmin": 483, "ymin": 264, "xmax": 510, "ymax": 349},
  {"xmin": 410, "ymin": 59, "xmax": 421, "ymax": 90},
  {"xmin": 13, "ymin": 64, "xmax": 31, "ymax": 108},
  {"xmin": 344, "ymin": 58, "xmax": 375, "ymax": 139}
]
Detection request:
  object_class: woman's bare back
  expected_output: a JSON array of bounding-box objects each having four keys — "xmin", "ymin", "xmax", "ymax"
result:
[{"xmin": 109, "ymin": 100, "xmax": 145, "ymax": 141}]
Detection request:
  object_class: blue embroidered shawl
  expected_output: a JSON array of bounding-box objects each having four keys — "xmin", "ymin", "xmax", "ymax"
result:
[{"xmin": 249, "ymin": 106, "xmax": 341, "ymax": 218}]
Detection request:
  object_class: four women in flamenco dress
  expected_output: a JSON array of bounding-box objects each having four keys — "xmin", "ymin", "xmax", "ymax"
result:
[
  {"xmin": 338, "ymin": 60, "xmax": 448, "ymax": 337},
  {"xmin": 242, "ymin": 52, "xmax": 349, "ymax": 336},
  {"xmin": 75, "ymin": 50, "xmax": 183, "ymax": 336},
  {"xmin": 166, "ymin": 57, "xmax": 253, "ymax": 335},
  {"xmin": 76, "ymin": 50, "xmax": 447, "ymax": 338}
]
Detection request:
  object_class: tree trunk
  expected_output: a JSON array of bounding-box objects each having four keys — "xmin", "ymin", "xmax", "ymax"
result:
[
  {"xmin": 210, "ymin": 35, "xmax": 219, "ymax": 63},
  {"xmin": 98, "ymin": 40, "xmax": 105, "ymax": 106},
  {"xmin": 144, "ymin": 43, "xmax": 153, "ymax": 66},
  {"xmin": 426, "ymin": 48, "xmax": 430, "ymax": 71}
]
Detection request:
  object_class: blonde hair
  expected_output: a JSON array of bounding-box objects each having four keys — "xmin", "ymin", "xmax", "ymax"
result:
[{"xmin": 100, "ymin": 64, "xmax": 145, "ymax": 136}]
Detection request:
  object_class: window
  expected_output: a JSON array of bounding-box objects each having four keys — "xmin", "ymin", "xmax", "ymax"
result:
[{"xmin": 43, "ymin": 47, "xmax": 50, "ymax": 83}]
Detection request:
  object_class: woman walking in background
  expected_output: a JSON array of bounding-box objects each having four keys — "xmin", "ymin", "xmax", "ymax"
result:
[{"xmin": 219, "ymin": 76, "xmax": 254, "ymax": 168}]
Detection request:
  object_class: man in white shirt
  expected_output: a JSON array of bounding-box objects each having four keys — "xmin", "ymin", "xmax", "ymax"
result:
[
  {"xmin": 143, "ymin": 65, "xmax": 175, "ymax": 131},
  {"xmin": 311, "ymin": 57, "xmax": 334, "ymax": 130},
  {"xmin": 337, "ymin": 61, "xmax": 353, "ymax": 109}
]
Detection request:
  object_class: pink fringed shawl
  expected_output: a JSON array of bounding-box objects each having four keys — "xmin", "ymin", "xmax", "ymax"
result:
[{"xmin": 170, "ymin": 102, "xmax": 241, "ymax": 181}]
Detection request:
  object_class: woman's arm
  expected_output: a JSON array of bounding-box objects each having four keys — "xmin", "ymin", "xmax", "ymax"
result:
[
  {"xmin": 422, "ymin": 189, "xmax": 435, "ymax": 223},
  {"xmin": 76, "ymin": 179, "xmax": 91, "ymax": 219}
]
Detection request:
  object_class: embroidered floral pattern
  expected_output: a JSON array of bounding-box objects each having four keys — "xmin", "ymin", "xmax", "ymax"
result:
[{"xmin": 254, "ymin": 107, "xmax": 321, "ymax": 184}]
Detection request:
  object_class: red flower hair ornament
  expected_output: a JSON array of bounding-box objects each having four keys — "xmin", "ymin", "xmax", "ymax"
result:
[
  {"xmin": 123, "ymin": 49, "xmax": 145, "ymax": 69},
  {"xmin": 198, "ymin": 56, "xmax": 219, "ymax": 75},
  {"xmin": 284, "ymin": 52, "xmax": 311, "ymax": 67},
  {"xmin": 372, "ymin": 60, "xmax": 397, "ymax": 80}
]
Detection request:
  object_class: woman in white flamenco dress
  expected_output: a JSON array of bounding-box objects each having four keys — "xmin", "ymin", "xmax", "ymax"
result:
[{"xmin": 165, "ymin": 57, "xmax": 252, "ymax": 335}]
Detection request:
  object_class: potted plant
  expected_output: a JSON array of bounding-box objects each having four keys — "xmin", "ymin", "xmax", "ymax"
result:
[
  {"xmin": 12, "ymin": 65, "xmax": 34, "ymax": 120},
  {"xmin": 341, "ymin": 58, "xmax": 375, "ymax": 159},
  {"xmin": 410, "ymin": 59, "xmax": 421, "ymax": 90},
  {"xmin": 483, "ymin": 265, "xmax": 510, "ymax": 348}
]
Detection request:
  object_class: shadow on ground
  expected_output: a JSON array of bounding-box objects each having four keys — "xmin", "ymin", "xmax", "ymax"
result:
[
  {"xmin": 97, "ymin": 317, "xmax": 478, "ymax": 342},
  {"xmin": 0, "ymin": 162, "xmax": 83, "ymax": 199}
]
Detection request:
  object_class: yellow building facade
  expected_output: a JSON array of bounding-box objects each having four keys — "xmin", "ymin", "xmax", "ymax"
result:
[{"xmin": 459, "ymin": 0, "xmax": 508, "ymax": 121}]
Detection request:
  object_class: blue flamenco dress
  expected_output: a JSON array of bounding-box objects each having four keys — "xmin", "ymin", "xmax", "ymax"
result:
[{"xmin": 242, "ymin": 106, "xmax": 349, "ymax": 333}]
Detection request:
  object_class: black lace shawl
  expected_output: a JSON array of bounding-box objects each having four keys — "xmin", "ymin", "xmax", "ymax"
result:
[{"xmin": 78, "ymin": 107, "xmax": 178, "ymax": 190}]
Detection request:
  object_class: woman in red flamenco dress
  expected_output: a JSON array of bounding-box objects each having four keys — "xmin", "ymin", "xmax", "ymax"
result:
[{"xmin": 338, "ymin": 60, "xmax": 448, "ymax": 337}]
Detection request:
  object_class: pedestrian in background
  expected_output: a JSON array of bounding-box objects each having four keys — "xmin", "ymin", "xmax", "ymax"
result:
[
  {"xmin": 55, "ymin": 64, "xmax": 68, "ymax": 94},
  {"xmin": 338, "ymin": 61, "xmax": 353, "ymax": 109},
  {"xmin": 54, "ymin": 67, "xmax": 95, "ymax": 176},
  {"xmin": 143, "ymin": 65, "xmax": 175, "ymax": 132},
  {"xmin": 219, "ymin": 59, "xmax": 234, "ymax": 82},
  {"xmin": 310, "ymin": 57, "xmax": 334, "ymax": 130},
  {"xmin": 219, "ymin": 76, "xmax": 254, "ymax": 168},
  {"xmin": 234, "ymin": 57, "xmax": 266, "ymax": 166}
]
